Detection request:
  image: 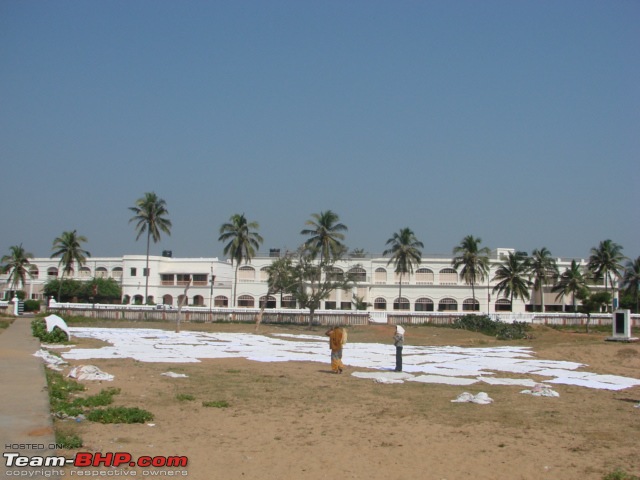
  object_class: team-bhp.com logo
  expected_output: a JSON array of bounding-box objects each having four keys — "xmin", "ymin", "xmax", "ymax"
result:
[{"xmin": 4, "ymin": 451, "xmax": 188, "ymax": 476}]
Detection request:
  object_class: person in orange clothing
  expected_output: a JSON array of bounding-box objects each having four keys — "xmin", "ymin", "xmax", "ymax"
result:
[{"xmin": 325, "ymin": 326, "xmax": 347, "ymax": 374}]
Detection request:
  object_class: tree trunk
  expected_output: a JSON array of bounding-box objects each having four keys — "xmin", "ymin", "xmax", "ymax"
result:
[{"xmin": 145, "ymin": 230, "xmax": 151, "ymax": 304}]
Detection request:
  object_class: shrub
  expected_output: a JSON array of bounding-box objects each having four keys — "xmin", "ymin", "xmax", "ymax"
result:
[
  {"xmin": 31, "ymin": 318, "xmax": 68, "ymax": 343},
  {"xmin": 24, "ymin": 299, "xmax": 41, "ymax": 312},
  {"xmin": 452, "ymin": 314, "xmax": 531, "ymax": 340},
  {"xmin": 202, "ymin": 400, "xmax": 229, "ymax": 408},
  {"xmin": 87, "ymin": 407, "xmax": 154, "ymax": 424}
]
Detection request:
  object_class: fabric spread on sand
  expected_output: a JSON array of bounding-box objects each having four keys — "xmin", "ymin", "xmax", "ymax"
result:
[{"xmin": 57, "ymin": 327, "xmax": 640, "ymax": 391}]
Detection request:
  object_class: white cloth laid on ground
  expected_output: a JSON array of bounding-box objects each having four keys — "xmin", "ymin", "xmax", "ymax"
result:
[
  {"xmin": 451, "ymin": 392, "xmax": 494, "ymax": 404},
  {"xmin": 520, "ymin": 383, "xmax": 560, "ymax": 397},
  {"xmin": 45, "ymin": 314, "xmax": 71, "ymax": 340},
  {"xmin": 68, "ymin": 365, "xmax": 114, "ymax": 381}
]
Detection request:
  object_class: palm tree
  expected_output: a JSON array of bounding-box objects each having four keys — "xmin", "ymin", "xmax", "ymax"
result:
[
  {"xmin": 587, "ymin": 239, "xmax": 625, "ymax": 311},
  {"xmin": 383, "ymin": 228, "xmax": 423, "ymax": 309},
  {"xmin": 51, "ymin": 230, "xmax": 91, "ymax": 301},
  {"xmin": 552, "ymin": 259, "xmax": 588, "ymax": 313},
  {"xmin": 300, "ymin": 210, "xmax": 348, "ymax": 264},
  {"xmin": 622, "ymin": 257, "xmax": 640, "ymax": 313},
  {"xmin": 529, "ymin": 247, "xmax": 559, "ymax": 312},
  {"xmin": 218, "ymin": 213, "xmax": 263, "ymax": 307},
  {"xmin": 1, "ymin": 244, "xmax": 34, "ymax": 295},
  {"xmin": 492, "ymin": 251, "xmax": 532, "ymax": 311},
  {"xmin": 129, "ymin": 192, "xmax": 172, "ymax": 304},
  {"xmin": 452, "ymin": 235, "xmax": 490, "ymax": 311}
]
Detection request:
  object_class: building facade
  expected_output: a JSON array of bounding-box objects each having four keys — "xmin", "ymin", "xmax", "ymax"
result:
[{"xmin": 0, "ymin": 248, "xmax": 593, "ymax": 314}]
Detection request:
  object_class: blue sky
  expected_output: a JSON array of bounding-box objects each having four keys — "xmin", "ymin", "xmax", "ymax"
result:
[{"xmin": 1, "ymin": 1, "xmax": 638, "ymax": 261}]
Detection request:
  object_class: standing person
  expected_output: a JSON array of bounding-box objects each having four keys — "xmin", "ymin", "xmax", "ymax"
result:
[
  {"xmin": 393, "ymin": 325, "xmax": 405, "ymax": 372},
  {"xmin": 325, "ymin": 326, "xmax": 346, "ymax": 374}
]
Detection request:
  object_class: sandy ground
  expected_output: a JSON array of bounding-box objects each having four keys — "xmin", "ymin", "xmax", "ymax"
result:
[{"xmin": 41, "ymin": 323, "xmax": 640, "ymax": 479}]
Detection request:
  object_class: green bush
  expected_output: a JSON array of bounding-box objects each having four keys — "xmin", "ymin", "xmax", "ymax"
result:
[
  {"xmin": 452, "ymin": 314, "xmax": 531, "ymax": 340},
  {"xmin": 24, "ymin": 299, "xmax": 41, "ymax": 312},
  {"xmin": 87, "ymin": 407, "xmax": 154, "ymax": 424},
  {"xmin": 31, "ymin": 318, "xmax": 69, "ymax": 343}
]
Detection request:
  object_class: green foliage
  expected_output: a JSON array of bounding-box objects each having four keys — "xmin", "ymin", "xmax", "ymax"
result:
[
  {"xmin": 31, "ymin": 318, "xmax": 69, "ymax": 343},
  {"xmin": 44, "ymin": 277, "xmax": 122, "ymax": 303},
  {"xmin": 176, "ymin": 393, "xmax": 196, "ymax": 401},
  {"xmin": 87, "ymin": 406, "xmax": 154, "ymax": 424},
  {"xmin": 452, "ymin": 314, "xmax": 531, "ymax": 340},
  {"xmin": 24, "ymin": 299, "xmax": 41, "ymax": 312},
  {"xmin": 46, "ymin": 370, "xmax": 86, "ymax": 416},
  {"xmin": 603, "ymin": 469, "xmax": 639, "ymax": 480},
  {"xmin": 202, "ymin": 400, "xmax": 229, "ymax": 408},
  {"xmin": 55, "ymin": 430, "xmax": 83, "ymax": 449}
]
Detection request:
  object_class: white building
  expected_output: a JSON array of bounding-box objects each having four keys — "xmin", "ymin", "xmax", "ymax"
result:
[{"xmin": 1, "ymin": 249, "xmax": 591, "ymax": 314}]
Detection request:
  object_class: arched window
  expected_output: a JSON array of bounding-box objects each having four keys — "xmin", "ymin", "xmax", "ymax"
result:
[
  {"xmin": 238, "ymin": 295, "xmax": 255, "ymax": 308},
  {"xmin": 29, "ymin": 266, "xmax": 39, "ymax": 279},
  {"xmin": 281, "ymin": 295, "xmax": 296, "ymax": 308},
  {"xmin": 438, "ymin": 298, "xmax": 458, "ymax": 311},
  {"xmin": 214, "ymin": 295, "xmax": 229, "ymax": 307},
  {"xmin": 96, "ymin": 267, "xmax": 108, "ymax": 278},
  {"xmin": 415, "ymin": 268, "xmax": 434, "ymax": 284},
  {"xmin": 374, "ymin": 268, "xmax": 387, "ymax": 284},
  {"xmin": 393, "ymin": 272, "xmax": 410, "ymax": 284},
  {"xmin": 177, "ymin": 295, "xmax": 188, "ymax": 306},
  {"xmin": 463, "ymin": 298, "xmax": 480, "ymax": 311},
  {"xmin": 327, "ymin": 267, "xmax": 344, "ymax": 281},
  {"xmin": 193, "ymin": 295, "xmax": 204, "ymax": 306},
  {"xmin": 162, "ymin": 294, "xmax": 173, "ymax": 306},
  {"xmin": 439, "ymin": 268, "xmax": 458, "ymax": 285},
  {"xmin": 374, "ymin": 297, "xmax": 387, "ymax": 310},
  {"xmin": 238, "ymin": 266, "xmax": 255, "ymax": 282},
  {"xmin": 348, "ymin": 267, "xmax": 367, "ymax": 282},
  {"xmin": 259, "ymin": 295, "xmax": 276, "ymax": 308},
  {"xmin": 393, "ymin": 297, "xmax": 410, "ymax": 310},
  {"xmin": 79, "ymin": 267, "xmax": 91, "ymax": 278},
  {"xmin": 133, "ymin": 295, "xmax": 144, "ymax": 305},
  {"xmin": 259, "ymin": 267, "xmax": 269, "ymax": 282},
  {"xmin": 495, "ymin": 298, "xmax": 511, "ymax": 312},
  {"xmin": 415, "ymin": 297, "xmax": 434, "ymax": 312},
  {"xmin": 112, "ymin": 267, "xmax": 123, "ymax": 279},
  {"xmin": 47, "ymin": 267, "xmax": 59, "ymax": 278}
]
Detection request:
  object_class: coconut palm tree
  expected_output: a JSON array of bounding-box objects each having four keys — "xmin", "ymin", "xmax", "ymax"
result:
[
  {"xmin": 552, "ymin": 259, "xmax": 588, "ymax": 313},
  {"xmin": 587, "ymin": 239, "xmax": 625, "ymax": 311},
  {"xmin": 383, "ymin": 228, "xmax": 423, "ymax": 309},
  {"xmin": 492, "ymin": 251, "xmax": 532, "ymax": 311},
  {"xmin": 51, "ymin": 230, "xmax": 91, "ymax": 301},
  {"xmin": 129, "ymin": 192, "xmax": 172, "ymax": 304},
  {"xmin": 622, "ymin": 256, "xmax": 640, "ymax": 313},
  {"xmin": 300, "ymin": 210, "xmax": 348, "ymax": 264},
  {"xmin": 218, "ymin": 213, "xmax": 263, "ymax": 307},
  {"xmin": 1, "ymin": 244, "xmax": 34, "ymax": 295},
  {"xmin": 452, "ymin": 235, "xmax": 490, "ymax": 311},
  {"xmin": 529, "ymin": 247, "xmax": 559, "ymax": 312}
]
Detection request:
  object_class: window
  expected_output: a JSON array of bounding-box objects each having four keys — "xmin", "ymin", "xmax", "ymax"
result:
[
  {"xmin": 415, "ymin": 298, "xmax": 434, "ymax": 312},
  {"xmin": 281, "ymin": 295, "xmax": 296, "ymax": 308},
  {"xmin": 79, "ymin": 267, "xmax": 91, "ymax": 278},
  {"xmin": 439, "ymin": 268, "xmax": 458, "ymax": 285},
  {"xmin": 130, "ymin": 268, "xmax": 137, "ymax": 277},
  {"xmin": 143, "ymin": 268, "xmax": 149, "ymax": 277},
  {"xmin": 260, "ymin": 267, "xmax": 269, "ymax": 282},
  {"xmin": 238, "ymin": 295, "xmax": 255, "ymax": 307},
  {"xmin": 495, "ymin": 299, "xmax": 511, "ymax": 312},
  {"xmin": 327, "ymin": 268, "xmax": 344, "ymax": 281},
  {"xmin": 348, "ymin": 267, "xmax": 367, "ymax": 282},
  {"xmin": 193, "ymin": 295, "xmax": 204, "ymax": 306},
  {"xmin": 29, "ymin": 267, "xmax": 39, "ymax": 279},
  {"xmin": 374, "ymin": 268, "xmax": 387, "ymax": 284},
  {"xmin": 340, "ymin": 302, "xmax": 352, "ymax": 310},
  {"xmin": 161, "ymin": 274, "xmax": 175, "ymax": 286},
  {"xmin": 438, "ymin": 298, "xmax": 458, "ymax": 311},
  {"xmin": 393, "ymin": 297, "xmax": 410, "ymax": 310},
  {"xmin": 96, "ymin": 267, "xmax": 108, "ymax": 278},
  {"xmin": 463, "ymin": 299, "xmax": 479, "ymax": 311},
  {"xmin": 238, "ymin": 266, "xmax": 255, "ymax": 282},
  {"xmin": 193, "ymin": 274, "xmax": 207, "ymax": 285},
  {"xmin": 374, "ymin": 297, "xmax": 387, "ymax": 310},
  {"xmin": 176, "ymin": 274, "xmax": 191, "ymax": 285},
  {"xmin": 112, "ymin": 267, "xmax": 123, "ymax": 278},
  {"xmin": 47, "ymin": 267, "xmax": 58, "ymax": 278},
  {"xmin": 162, "ymin": 295, "xmax": 173, "ymax": 306},
  {"xmin": 259, "ymin": 296, "xmax": 276, "ymax": 309},
  {"xmin": 415, "ymin": 268, "xmax": 434, "ymax": 284},
  {"xmin": 214, "ymin": 296, "xmax": 229, "ymax": 307},
  {"xmin": 324, "ymin": 301, "xmax": 337, "ymax": 310}
]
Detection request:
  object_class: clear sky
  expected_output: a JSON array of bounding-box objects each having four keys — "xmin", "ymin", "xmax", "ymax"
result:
[{"xmin": 1, "ymin": 0, "xmax": 638, "ymax": 262}]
